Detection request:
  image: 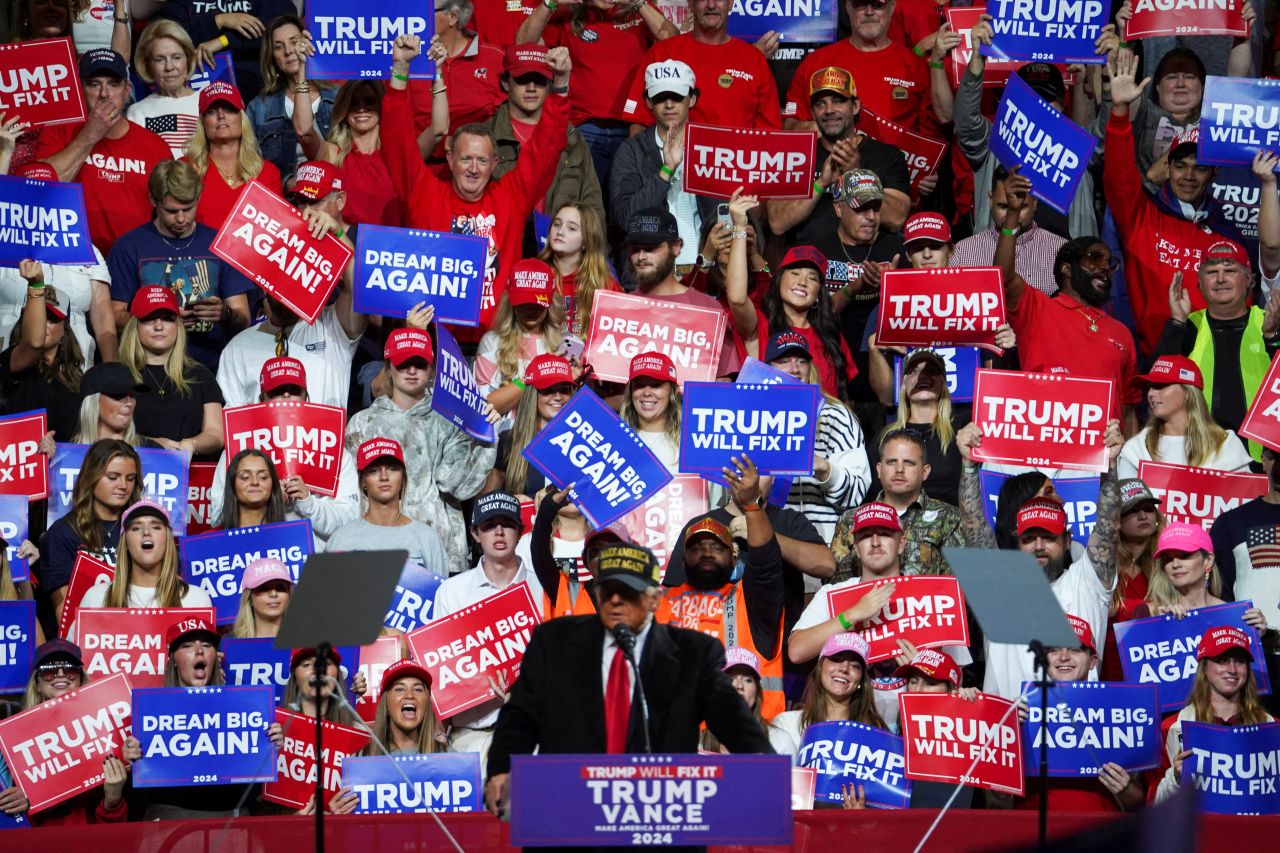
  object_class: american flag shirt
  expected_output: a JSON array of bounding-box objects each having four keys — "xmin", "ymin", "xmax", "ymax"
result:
[
  {"xmin": 1246, "ymin": 524, "xmax": 1280, "ymax": 572},
  {"xmin": 127, "ymin": 93, "xmax": 200, "ymax": 158}
]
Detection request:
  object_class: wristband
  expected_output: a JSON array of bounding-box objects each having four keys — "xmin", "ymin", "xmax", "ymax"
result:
[
  {"xmin": 1118, "ymin": 39, "xmax": 1129, "ymax": 48},
  {"xmin": 544, "ymin": 0, "xmax": 558, "ymax": 9},
  {"xmin": 813, "ymin": 180, "xmax": 824, "ymax": 196},
  {"xmin": 838, "ymin": 612, "xmax": 853, "ymax": 631},
  {"xmin": 391, "ymin": 70, "xmax": 409, "ymax": 82},
  {"xmin": 548, "ymin": 83, "xmax": 569, "ymax": 94},
  {"xmin": 742, "ymin": 502, "xmax": 763, "ymax": 513},
  {"xmin": 912, "ymin": 45, "xmax": 926, "ymax": 58},
  {"xmin": 432, "ymin": 86, "xmax": 447, "ymax": 94},
  {"xmin": 1000, "ymin": 227, "xmax": 1018, "ymax": 236},
  {"xmin": 219, "ymin": 34, "xmax": 229, "ymax": 48},
  {"xmin": 333, "ymin": 227, "xmax": 345, "ymax": 239},
  {"xmin": 512, "ymin": 377, "xmax": 527, "ymax": 390},
  {"xmin": 660, "ymin": 164, "xmax": 675, "ymax": 179},
  {"xmin": 928, "ymin": 60, "xmax": 944, "ymax": 70},
  {"xmin": 27, "ymin": 278, "xmax": 44, "ymax": 289}
]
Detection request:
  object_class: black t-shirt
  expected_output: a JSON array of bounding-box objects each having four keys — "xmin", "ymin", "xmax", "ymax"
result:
[
  {"xmin": 795, "ymin": 137, "xmax": 912, "ymax": 247},
  {"xmin": 1202, "ymin": 316, "xmax": 1249, "ymax": 433},
  {"xmin": 868, "ymin": 410, "xmax": 970, "ymax": 507},
  {"xmin": 132, "ymin": 363, "xmax": 225, "ymax": 451},
  {"xmin": 40, "ymin": 516, "xmax": 120, "ymax": 591},
  {"xmin": 0, "ymin": 347, "xmax": 81, "ymax": 441},
  {"xmin": 496, "ymin": 430, "xmax": 548, "ymax": 497},
  {"xmin": 810, "ymin": 230, "xmax": 906, "ymax": 363}
]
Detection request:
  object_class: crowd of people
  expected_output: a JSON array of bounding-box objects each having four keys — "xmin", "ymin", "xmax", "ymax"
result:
[{"xmin": 1, "ymin": 0, "xmax": 1279, "ymax": 828}]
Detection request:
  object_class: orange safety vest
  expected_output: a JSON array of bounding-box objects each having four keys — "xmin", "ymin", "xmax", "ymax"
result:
[
  {"xmin": 658, "ymin": 581, "xmax": 785, "ymax": 720},
  {"xmin": 544, "ymin": 572, "xmax": 597, "ymax": 620}
]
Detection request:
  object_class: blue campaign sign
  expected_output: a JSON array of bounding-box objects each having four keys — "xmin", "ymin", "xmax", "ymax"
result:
[
  {"xmin": 434, "ymin": 323, "xmax": 496, "ymax": 443},
  {"xmin": 509, "ymin": 753, "xmax": 793, "ymax": 847},
  {"xmin": 0, "ymin": 175, "xmax": 96, "ymax": 267},
  {"xmin": 190, "ymin": 53, "xmax": 236, "ymax": 91},
  {"xmin": 222, "ymin": 638, "xmax": 360, "ymax": 704},
  {"xmin": 892, "ymin": 347, "xmax": 981, "ymax": 405},
  {"xmin": 798, "ymin": 721, "xmax": 911, "ymax": 809},
  {"xmin": 1198, "ymin": 76, "xmax": 1280, "ymax": 167},
  {"xmin": 0, "ymin": 812, "xmax": 29, "ymax": 829},
  {"xmin": 523, "ymin": 389, "xmax": 673, "ymax": 529},
  {"xmin": 979, "ymin": 471, "xmax": 1099, "ymax": 543},
  {"xmin": 343, "ymin": 753, "xmax": 482, "ymax": 813},
  {"xmin": 680, "ymin": 382, "xmax": 821, "ymax": 478},
  {"xmin": 132, "ymin": 686, "xmax": 277, "ymax": 787},
  {"xmin": 180, "ymin": 521, "xmax": 316, "ymax": 625},
  {"xmin": 990, "ymin": 74, "xmax": 1097, "ymax": 215},
  {"xmin": 384, "ymin": 560, "xmax": 443, "ymax": 633},
  {"xmin": 1019, "ymin": 681, "xmax": 1161, "ymax": 777},
  {"xmin": 1114, "ymin": 602, "xmax": 1272, "ymax": 711},
  {"xmin": 306, "ymin": 0, "xmax": 434, "ymax": 80},
  {"xmin": 1209, "ymin": 167, "xmax": 1262, "ymax": 260},
  {"xmin": 1183, "ymin": 722, "xmax": 1280, "ymax": 815},
  {"xmin": 0, "ymin": 494, "xmax": 29, "ymax": 584},
  {"xmin": 47, "ymin": 444, "xmax": 190, "ymax": 533},
  {"xmin": 0, "ymin": 601, "xmax": 36, "ymax": 693},
  {"xmin": 533, "ymin": 212, "xmax": 551, "ymax": 253},
  {"xmin": 982, "ymin": 0, "xmax": 1110, "ymax": 64},
  {"xmin": 354, "ymin": 226, "xmax": 487, "ymax": 326},
  {"xmin": 736, "ymin": 357, "xmax": 800, "ymax": 387},
  {"xmin": 727, "ymin": 0, "xmax": 837, "ymax": 42}
]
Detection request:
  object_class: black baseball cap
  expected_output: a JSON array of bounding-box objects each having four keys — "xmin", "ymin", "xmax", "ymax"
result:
[
  {"xmin": 80, "ymin": 362, "xmax": 149, "ymax": 399},
  {"xmin": 596, "ymin": 544, "xmax": 661, "ymax": 592},
  {"xmin": 764, "ymin": 330, "xmax": 811, "ymax": 362},
  {"xmin": 79, "ymin": 49, "xmax": 128, "ymax": 81},
  {"xmin": 1016, "ymin": 63, "xmax": 1065, "ymax": 104},
  {"xmin": 471, "ymin": 491, "xmax": 523, "ymax": 529},
  {"xmin": 35, "ymin": 638, "xmax": 83, "ymax": 669},
  {"xmin": 625, "ymin": 207, "xmax": 680, "ymax": 246}
]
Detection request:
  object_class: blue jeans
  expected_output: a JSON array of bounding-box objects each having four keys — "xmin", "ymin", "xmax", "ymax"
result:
[{"xmin": 577, "ymin": 120, "xmax": 629, "ymax": 204}]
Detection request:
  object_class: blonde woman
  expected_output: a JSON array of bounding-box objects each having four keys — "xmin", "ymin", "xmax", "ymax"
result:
[
  {"xmin": 246, "ymin": 14, "xmax": 336, "ymax": 179},
  {"xmin": 360, "ymin": 660, "xmax": 449, "ymax": 756},
  {"xmin": 231, "ymin": 557, "xmax": 293, "ymax": 639},
  {"xmin": 128, "ymin": 19, "xmax": 200, "ymax": 158},
  {"xmin": 0, "ymin": 533, "xmax": 42, "ymax": 646},
  {"xmin": 78, "ymin": 500, "xmax": 212, "ymax": 610},
  {"xmin": 537, "ymin": 203, "xmax": 619, "ymax": 337},
  {"xmin": 1136, "ymin": 523, "xmax": 1268, "ymax": 636},
  {"xmin": 119, "ymin": 285, "xmax": 224, "ymax": 457},
  {"xmin": 185, "ymin": 81, "xmax": 281, "ymax": 230},
  {"xmin": 486, "ymin": 355, "xmax": 573, "ymax": 500},
  {"xmin": 1119, "ymin": 356, "xmax": 1251, "ymax": 479},
  {"xmin": 477, "ymin": 259, "xmax": 567, "ymax": 420},
  {"xmin": 619, "ymin": 351, "xmax": 681, "ymax": 472}
]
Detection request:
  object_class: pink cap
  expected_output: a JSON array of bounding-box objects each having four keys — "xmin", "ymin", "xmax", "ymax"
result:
[
  {"xmin": 241, "ymin": 557, "xmax": 293, "ymax": 591},
  {"xmin": 357, "ymin": 437, "xmax": 405, "ymax": 471},
  {"xmin": 1065, "ymin": 614, "xmax": 1095, "ymax": 653},
  {"xmin": 893, "ymin": 648, "xmax": 960, "ymax": 687},
  {"xmin": 507, "ymin": 258, "xmax": 555, "ymax": 307},
  {"xmin": 1017, "ymin": 498, "xmax": 1067, "ymax": 537},
  {"xmin": 628, "ymin": 352, "xmax": 677, "ymax": 384},
  {"xmin": 384, "ymin": 328, "xmax": 434, "ymax": 366},
  {"xmin": 259, "ymin": 356, "xmax": 307, "ymax": 394},
  {"xmin": 820, "ymin": 632, "xmax": 869, "ymax": 663},
  {"xmin": 1154, "ymin": 521, "xmax": 1213, "ymax": 558},
  {"xmin": 130, "ymin": 285, "xmax": 181, "ymax": 319},
  {"xmin": 851, "ymin": 501, "xmax": 901, "ymax": 535},
  {"xmin": 199, "ymin": 80, "xmax": 244, "ymax": 114},
  {"xmin": 524, "ymin": 354, "xmax": 573, "ymax": 390},
  {"xmin": 903, "ymin": 212, "xmax": 952, "ymax": 246},
  {"xmin": 1197, "ymin": 625, "xmax": 1254, "ymax": 661},
  {"xmin": 122, "ymin": 499, "xmax": 170, "ymax": 528},
  {"xmin": 724, "ymin": 646, "xmax": 762, "ymax": 677}
]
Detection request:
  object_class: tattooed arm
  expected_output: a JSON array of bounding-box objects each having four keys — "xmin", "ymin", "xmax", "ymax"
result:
[
  {"xmin": 956, "ymin": 423, "xmax": 997, "ymax": 549},
  {"xmin": 1086, "ymin": 419, "xmax": 1124, "ymax": 589}
]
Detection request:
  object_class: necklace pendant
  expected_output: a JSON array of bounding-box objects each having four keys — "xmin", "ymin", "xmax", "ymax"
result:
[{"xmin": 1089, "ymin": 321, "xmax": 1098, "ymax": 332}]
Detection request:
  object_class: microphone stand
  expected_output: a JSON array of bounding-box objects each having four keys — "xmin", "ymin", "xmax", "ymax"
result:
[
  {"xmin": 612, "ymin": 625, "xmax": 651, "ymax": 753},
  {"xmin": 311, "ymin": 642, "xmax": 331, "ymax": 853},
  {"xmin": 1028, "ymin": 640, "xmax": 1051, "ymax": 850}
]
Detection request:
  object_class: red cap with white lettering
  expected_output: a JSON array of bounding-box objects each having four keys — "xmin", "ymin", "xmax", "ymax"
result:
[
  {"xmin": 1132, "ymin": 354, "xmax": 1203, "ymax": 390},
  {"xmin": 1016, "ymin": 498, "xmax": 1067, "ymax": 537},
  {"xmin": 199, "ymin": 80, "xmax": 245, "ymax": 114},
  {"xmin": 1201, "ymin": 240, "xmax": 1251, "ymax": 272},
  {"xmin": 259, "ymin": 356, "xmax": 307, "ymax": 394},
  {"xmin": 292, "ymin": 160, "xmax": 343, "ymax": 201},
  {"xmin": 14, "ymin": 161, "xmax": 58, "ymax": 181},
  {"xmin": 893, "ymin": 648, "xmax": 961, "ymax": 687},
  {"xmin": 1197, "ymin": 625, "xmax": 1254, "ymax": 661},
  {"xmin": 1064, "ymin": 614, "xmax": 1095, "ymax": 653},
  {"xmin": 851, "ymin": 501, "xmax": 901, "ymax": 535},
  {"xmin": 524, "ymin": 354, "xmax": 573, "ymax": 390},
  {"xmin": 628, "ymin": 351, "xmax": 677, "ymax": 384},
  {"xmin": 357, "ymin": 437, "xmax": 405, "ymax": 471},
  {"xmin": 380, "ymin": 658, "xmax": 433, "ymax": 694},
  {"xmin": 507, "ymin": 258, "xmax": 556, "ymax": 307},
  {"xmin": 903, "ymin": 212, "xmax": 952, "ymax": 246},
  {"xmin": 130, "ymin": 285, "xmax": 181, "ymax": 319},
  {"xmin": 383, "ymin": 328, "xmax": 434, "ymax": 366},
  {"xmin": 164, "ymin": 617, "xmax": 220, "ymax": 654}
]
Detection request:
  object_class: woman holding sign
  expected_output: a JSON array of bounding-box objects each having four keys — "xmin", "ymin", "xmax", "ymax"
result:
[
  {"xmin": 620, "ymin": 350, "xmax": 682, "ymax": 471},
  {"xmin": 78, "ymin": 500, "xmax": 213, "ymax": 610},
  {"xmin": 282, "ymin": 647, "xmax": 361, "ymax": 727},
  {"xmin": 1137, "ymin": 523, "xmax": 1269, "ymax": 633},
  {"xmin": 772, "ymin": 633, "xmax": 888, "ymax": 759}
]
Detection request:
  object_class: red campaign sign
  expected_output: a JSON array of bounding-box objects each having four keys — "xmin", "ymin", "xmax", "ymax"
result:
[
  {"xmin": 899, "ymin": 691, "xmax": 1024, "ymax": 796},
  {"xmin": 860, "ymin": 110, "xmax": 947, "ymax": 196},
  {"xmin": 353, "ymin": 635, "xmax": 403, "ymax": 724},
  {"xmin": 0, "ymin": 410, "xmax": 48, "ymax": 501},
  {"xmin": 186, "ymin": 461, "xmax": 218, "ymax": 535},
  {"xmin": 875, "ymin": 267, "xmax": 1006, "ymax": 352},
  {"xmin": 57, "ymin": 552, "xmax": 114, "ymax": 639},
  {"xmin": 1137, "ymin": 461, "xmax": 1266, "ymax": 531},
  {"xmin": 1239, "ymin": 355, "xmax": 1280, "ymax": 452},
  {"xmin": 682, "ymin": 123, "xmax": 817, "ymax": 200},
  {"xmin": 223, "ymin": 401, "xmax": 346, "ymax": 497},
  {"xmin": 584, "ymin": 291, "xmax": 726, "ymax": 385},
  {"xmin": 1125, "ymin": 0, "xmax": 1247, "ymax": 39},
  {"xmin": 826, "ymin": 576, "xmax": 970, "ymax": 664},
  {"xmin": 405, "ymin": 582, "xmax": 542, "ymax": 719},
  {"xmin": 263, "ymin": 708, "xmax": 370, "ymax": 810},
  {"xmin": 76, "ymin": 607, "xmax": 215, "ymax": 688},
  {"xmin": 209, "ymin": 181, "xmax": 352, "ymax": 323},
  {"xmin": 620, "ymin": 475, "xmax": 709, "ymax": 581},
  {"xmin": 945, "ymin": 7, "xmax": 1075, "ymax": 90},
  {"xmin": 972, "ymin": 369, "xmax": 1113, "ymax": 473},
  {"xmin": 0, "ymin": 672, "xmax": 132, "ymax": 813},
  {"xmin": 0, "ymin": 38, "xmax": 85, "ymax": 128}
]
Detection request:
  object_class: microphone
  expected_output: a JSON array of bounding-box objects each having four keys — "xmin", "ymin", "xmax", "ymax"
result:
[{"xmin": 611, "ymin": 623, "xmax": 637, "ymax": 658}]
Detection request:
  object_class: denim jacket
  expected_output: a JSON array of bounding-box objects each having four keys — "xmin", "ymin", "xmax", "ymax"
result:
[{"xmin": 246, "ymin": 87, "xmax": 336, "ymax": 182}]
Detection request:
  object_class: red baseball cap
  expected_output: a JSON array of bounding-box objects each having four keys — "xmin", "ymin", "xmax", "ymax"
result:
[
  {"xmin": 628, "ymin": 351, "xmax": 677, "ymax": 384},
  {"xmin": 508, "ymin": 259, "xmax": 556, "ymax": 307},
  {"xmin": 164, "ymin": 617, "xmax": 220, "ymax": 654},
  {"xmin": 199, "ymin": 80, "xmax": 245, "ymax": 114},
  {"xmin": 1200, "ymin": 240, "xmax": 1251, "ymax": 272},
  {"xmin": 15, "ymin": 161, "xmax": 58, "ymax": 181},
  {"xmin": 130, "ymin": 285, "xmax": 181, "ymax": 319},
  {"xmin": 894, "ymin": 648, "xmax": 961, "ymax": 687},
  {"xmin": 384, "ymin": 328, "xmax": 435, "ymax": 366},
  {"xmin": 1168, "ymin": 126, "xmax": 1200, "ymax": 159},
  {"xmin": 779, "ymin": 246, "xmax": 828, "ymax": 282},
  {"xmin": 1064, "ymin": 614, "xmax": 1096, "ymax": 653},
  {"xmin": 1197, "ymin": 625, "xmax": 1253, "ymax": 661},
  {"xmin": 524, "ymin": 354, "xmax": 573, "ymax": 390},
  {"xmin": 259, "ymin": 356, "xmax": 307, "ymax": 394},
  {"xmin": 290, "ymin": 646, "xmax": 343, "ymax": 671},
  {"xmin": 903, "ymin": 212, "xmax": 952, "ymax": 246},
  {"xmin": 851, "ymin": 501, "xmax": 902, "ymax": 535},
  {"xmin": 685, "ymin": 516, "xmax": 732, "ymax": 547},
  {"xmin": 292, "ymin": 160, "xmax": 343, "ymax": 202},
  {"xmin": 1016, "ymin": 498, "xmax": 1067, "ymax": 537},
  {"xmin": 504, "ymin": 43, "xmax": 552, "ymax": 79},
  {"xmin": 357, "ymin": 437, "xmax": 404, "ymax": 472},
  {"xmin": 380, "ymin": 658, "xmax": 432, "ymax": 694},
  {"xmin": 1133, "ymin": 354, "xmax": 1203, "ymax": 389}
]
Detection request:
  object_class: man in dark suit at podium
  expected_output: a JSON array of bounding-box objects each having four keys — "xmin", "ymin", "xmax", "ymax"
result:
[{"xmin": 485, "ymin": 543, "xmax": 775, "ymax": 828}]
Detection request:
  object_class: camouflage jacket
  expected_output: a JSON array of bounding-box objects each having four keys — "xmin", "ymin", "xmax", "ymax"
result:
[{"xmin": 830, "ymin": 492, "xmax": 965, "ymax": 582}]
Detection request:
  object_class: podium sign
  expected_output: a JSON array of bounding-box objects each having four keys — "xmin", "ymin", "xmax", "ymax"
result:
[{"xmin": 508, "ymin": 753, "xmax": 792, "ymax": 846}]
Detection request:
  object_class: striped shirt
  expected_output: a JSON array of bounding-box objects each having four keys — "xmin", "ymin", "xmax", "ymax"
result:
[
  {"xmin": 949, "ymin": 224, "xmax": 1066, "ymax": 296},
  {"xmin": 784, "ymin": 401, "xmax": 870, "ymax": 544}
]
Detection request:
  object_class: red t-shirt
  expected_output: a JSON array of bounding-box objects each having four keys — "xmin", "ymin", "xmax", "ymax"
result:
[
  {"xmin": 336, "ymin": 149, "xmax": 404, "ymax": 227},
  {"xmin": 470, "ymin": 0, "xmax": 540, "ymax": 48},
  {"xmin": 748, "ymin": 311, "xmax": 858, "ymax": 399},
  {"xmin": 560, "ymin": 268, "xmax": 621, "ymax": 335},
  {"xmin": 414, "ymin": 36, "xmax": 506, "ymax": 131},
  {"xmin": 191, "ymin": 160, "xmax": 283, "ymax": 231},
  {"xmin": 1103, "ymin": 571, "xmax": 1149, "ymax": 682},
  {"xmin": 543, "ymin": 6, "xmax": 658, "ymax": 124},
  {"xmin": 890, "ymin": 0, "xmax": 949, "ymax": 51},
  {"xmin": 620, "ymin": 34, "xmax": 781, "ymax": 130},
  {"xmin": 1008, "ymin": 285, "xmax": 1141, "ymax": 420},
  {"xmin": 785, "ymin": 40, "xmax": 936, "ymax": 136},
  {"xmin": 34, "ymin": 121, "xmax": 172, "ymax": 254}
]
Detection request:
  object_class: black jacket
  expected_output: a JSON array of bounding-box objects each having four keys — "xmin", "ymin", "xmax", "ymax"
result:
[{"xmin": 609, "ymin": 127, "xmax": 718, "ymax": 228}]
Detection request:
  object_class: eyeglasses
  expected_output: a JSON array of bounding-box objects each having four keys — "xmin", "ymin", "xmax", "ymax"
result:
[
  {"xmin": 1081, "ymin": 250, "xmax": 1121, "ymax": 272},
  {"xmin": 538, "ymin": 383, "xmax": 574, "ymax": 396},
  {"xmin": 37, "ymin": 662, "xmax": 82, "ymax": 680}
]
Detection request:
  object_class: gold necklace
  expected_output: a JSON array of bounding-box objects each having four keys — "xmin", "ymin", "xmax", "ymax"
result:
[{"xmin": 1069, "ymin": 302, "xmax": 1099, "ymax": 332}]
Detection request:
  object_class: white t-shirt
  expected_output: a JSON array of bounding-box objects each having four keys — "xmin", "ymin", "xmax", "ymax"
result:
[
  {"xmin": 982, "ymin": 551, "xmax": 1114, "ymax": 701},
  {"xmin": 516, "ymin": 530, "xmax": 584, "ymax": 580},
  {"xmin": 638, "ymin": 430, "xmax": 679, "ymax": 473},
  {"xmin": 1117, "ymin": 429, "xmax": 1253, "ymax": 480},
  {"xmin": 0, "ymin": 251, "xmax": 109, "ymax": 368},
  {"xmin": 78, "ymin": 581, "xmax": 214, "ymax": 610},
  {"xmin": 72, "ymin": 1, "xmax": 115, "ymax": 55},
  {"xmin": 127, "ymin": 93, "xmax": 201, "ymax": 159},
  {"xmin": 216, "ymin": 306, "xmax": 359, "ymax": 410}
]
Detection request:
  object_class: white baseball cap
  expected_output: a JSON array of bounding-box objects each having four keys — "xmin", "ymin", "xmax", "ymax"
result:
[{"xmin": 645, "ymin": 60, "xmax": 695, "ymax": 98}]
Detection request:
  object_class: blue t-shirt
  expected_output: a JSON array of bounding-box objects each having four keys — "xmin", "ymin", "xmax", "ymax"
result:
[{"xmin": 106, "ymin": 222, "xmax": 255, "ymax": 372}]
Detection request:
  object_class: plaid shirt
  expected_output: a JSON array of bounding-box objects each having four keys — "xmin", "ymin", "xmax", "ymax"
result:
[
  {"xmin": 830, "ymin": 492, "xmax": 965, "ymax": 583},
  {"xmin": 949, "ymin": 224, "xmax": 1066, "ymax": 296}
]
